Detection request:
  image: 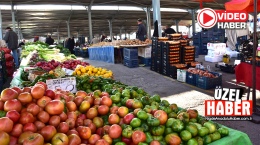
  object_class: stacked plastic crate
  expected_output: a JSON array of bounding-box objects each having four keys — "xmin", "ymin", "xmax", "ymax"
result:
[
  {"xmin": 123, "ymin": 47, "xmax": 139, "ymax": 68},
  {"xmin": 161, "ymin": 41, "xmax": 181, "ymax": 79},
  {"xmin": 181, "ymin": 46, "xmax": 195, "ymax": 64},
  {"xmin": 192, "ymin": 32, "xmax": 201, "ymax": 57},
  {"xmin": 151, "ymin": 37, "xmax": 167, "ymax": 73},
  {"xmin": 138, "ymin": 46, "xmax": 151, "ymax": 66}
]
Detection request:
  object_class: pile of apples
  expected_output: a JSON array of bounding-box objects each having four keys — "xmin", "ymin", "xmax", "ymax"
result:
[
  {"xmin": 35, "ymin": 60, "xmax": 89, "ymax": 71},
  {"xmin": 0, "ymin": 82, "xmax": 127, "ymax": 145}
]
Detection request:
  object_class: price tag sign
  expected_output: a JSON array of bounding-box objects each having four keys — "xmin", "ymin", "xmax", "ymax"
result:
[{"xmin": 46, "ymin": 77, "xmax": 77, "ymax": 93}]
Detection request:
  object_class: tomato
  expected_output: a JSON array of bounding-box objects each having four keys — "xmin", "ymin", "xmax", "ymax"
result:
[
  {"xmin": 180, "ymin": 130, "xmax": 192, "ymax": 141},
  {"xmin": 203, "ymin": 135, "xmax": 212, "ymax": 144},
  {"xmin": 130, "ymin": 118, "xmax": 141, "ymax": 128},
  {"xmin": 203, "ymin": 122, "xmax": 216, "ymax": 134},
  {"xmin": 187, "ymin": 109, "xmax": 198, "ymax": 119},
  {"xmin": 218, "ymin": 127, "xmax": 229, "ymax": 137},
  {"xmin": 147, "ymin": 116, "xmax": 160, "ymax": 127},
  {"xmin": 177, "ymin": 112, "xmax": 190, "ymax": 123},
  {"xmin": 37, "ymin": 111, "xmax": 50, "ymax": 123},
  {"xmin": 132, "ymin": 131, "xmax": 146, "ymax": 144},
  {"xmin": 186, "ymin": 124, "xmax": 198, "ymax": 137},
  {"xmin": 109, "ymin": 124, "xmax": 122, "ymax": 139},
  {"xmin": 77, "ymin": 126, "xmax": 91, "ymax": 140},
  {"xmin": 168, "ymin": 112, "xmax": 178, "ymax": 118},
  {"xmin": 4, "ymin": 99, "xmax": 22, "ymax": 112},
  {"xmin": 187, "ymin": 138, "xmax": 199, "ymax": 145},
  {"xmin": 151, "ymin": 125, "xmax": 165, "ymax": 136},
  {"xmin": 165, "ymin": 133, "xmax": 182, "ymax": 145},
  {"xmin": 198, "ymin": 127, "xmax": 209, "ymax": 137},
  {"xmin": 153, "ymin": 110, "xmax": 168, "ymax": 125},
  {"xmin": 137, "ymin": 110, "xmax": 148, "ymax": 120},
  {"xmin": 88, "ymin": 134, "xmax": 101, "ymax": 144},
  {"xmin": 210, "ymin": 131, "xmax": 221, "ymax": 142},
  {"xmin": 165, "ymin": 118, "xmax": 175, "ymax": 128},
  {"xmin": 150, "ymin": 140, "xmax": 160, "ymax": 145},
  {"xmin": 45, "ymin": 100, "xmax": 64, "ymax": 115},
  {"xmin": 122, "ymin": 126, "xmax": 133, "ymax": 138},
  {"xmin": 169, "ymin": 104, "xmax": 179, "ymax": 113},
  {"xmin": 0, "ymin": 131, "xmax": 10, "ymax": 145},
  {"xmin": 145, "ymin": 132, "xmax": 153, "ymax": 144},
  {"xmin": 171, "ymin": 119, "xmax": 184, "ymax": 132},
  {"xmin": 164, "ymin": 127, "xmax": 173, "ymax": 135},
  {"xmin": 115, "ymin": 142, "xmax": 126, "ymax": 145},
  {"xmin": 152, "ymin": 135, "xmax": 163, "ymax": 141}
]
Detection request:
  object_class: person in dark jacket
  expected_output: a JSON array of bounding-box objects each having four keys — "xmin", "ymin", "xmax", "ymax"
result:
[
  {"xmin": 3, "ymin": 27, "xmax": 19, "ymax": 68},
  {"xmin": 45, "ymin": 35, "xmax": 54, "ymax": 45},
  {"xmin": 68, "ymin": 37, "xmax": 75, "ymax": 54},
  {"xmin": 162, "ymin": 24, "xmax": 176, "ymax": 36},
  {"xmin": 136, "ymin": 19, "xmax": 147, "ymax": 41},
  {"xmin": 18, "ymin": 39, "xmax": 25, "ymax": 48}
]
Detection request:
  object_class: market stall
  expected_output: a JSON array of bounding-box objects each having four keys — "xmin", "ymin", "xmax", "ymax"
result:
[
  {"xmin": 88, "ymin": 39, "xmax": 152, "ymax": 65},
  {"xmin": 0, "ymin": 39, "xmax": 253, "ymax": 145}
]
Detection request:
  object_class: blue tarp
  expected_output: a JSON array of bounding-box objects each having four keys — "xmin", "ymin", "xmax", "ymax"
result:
[{"xmin": 88, "ymin": 46, "xmax": 115, "ymax": 63}]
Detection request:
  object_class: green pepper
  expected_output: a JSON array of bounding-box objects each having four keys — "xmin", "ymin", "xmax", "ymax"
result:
[
  {"xmin": 172, "ymin": 119, "xmax": 184, "ymax": 132},
  {"xmin": 147, "ymin": 116, "xmax": 160, "ymax": 127},
  {"xmin": 0, "ymin": 111, "xmax": 6, "ymax": 118},
  {"xmin": 122, "ymin": 126, "xmax": 133, "ymax": 138},
  {"xmin": 140, "ymin": 96, "xmax": 150, "ymax": 106},
  {"xmin": 137, "ymin": 88, "xmax": 145, "ymax": 95},
  {"xmin": 151, "ymin": 125, "xmax": 165, "ymax": 136},
  {"xmin": 218, "ymin": 127, "xmax": 229, "ymax": 137}
]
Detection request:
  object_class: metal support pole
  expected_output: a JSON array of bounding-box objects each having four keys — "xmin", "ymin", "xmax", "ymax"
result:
[
  {"xmin": 152, "ymin": 0, "xmax": 162, "ymax": 37},
  {"xmin": 191, "ymin": 9, "xmax": 196, "ymax": 34},
  {"xmin": 11, "ymin": 4, "xmax": 16, "ymax": 32},
  {"xmin": 175, "ymin": 20, "xmax": 180, "ymax": 33},
  {"xmin": 145, "ymin": 7, "xmax": 151, "ymax": 39},
  {"xmin": 17, "ymin": 21, "xmax": 20, "ymax": 42},
  {"xmin": 66, "ymin": 21, "xmax": 70, "ymax": 38},
  {"xmin": 57, "ymin": 28, "xmax": 60, "ymax": 44},
  {"xmin": 108, "ymin": 19, "xmax": 113, "ymax": 41},
  {"xmin": 125, "ymin": 29, "xmax": 127, "ymax": 39},
  {"xmin": 19, "ymin": 22, "xmax": 23, "ymax": 40},
  {"xmin": 88, "ymin": 5, "xmax": 93, "ymax": 43},
  {"xmin": 252, "ymin": 0, "xmax": 257, "ymax": 112},
  {"xmin": 0, "ymin": 8, "xmax": 2, "ymax": 39},
  {"xmin": 119, "ymin": 27, "xmax": 122, "ymax": 40}
]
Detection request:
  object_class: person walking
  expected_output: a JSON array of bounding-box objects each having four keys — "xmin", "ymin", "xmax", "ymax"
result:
[
  {"xmin": 3, "ymin": 27, "xmax": 19, "ymax": 68},
  {"xmin": 162, "ymin": 24, "xmax": 176, "ymax": 36},
  {"xmin": 45, "ymin": 35, "xmax": 54, "ymax": 45},
  {"xmin": 136, "ymin": 18, "xmax": 147, "ymax": 41}
]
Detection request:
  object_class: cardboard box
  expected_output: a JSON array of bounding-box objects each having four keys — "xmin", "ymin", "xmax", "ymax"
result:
[
  {"xmin": 207, "ymin": 43, "xmax": 226, "ymax": 50},
  {"xmin": 138, "ymin": 46, "xmax": 151, "ymax": 58}
]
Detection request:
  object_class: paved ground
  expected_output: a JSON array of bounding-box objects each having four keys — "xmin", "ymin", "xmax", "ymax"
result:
[{"xmin": 81, "ymin": 55, "xmax": 260, "ymax": 145}]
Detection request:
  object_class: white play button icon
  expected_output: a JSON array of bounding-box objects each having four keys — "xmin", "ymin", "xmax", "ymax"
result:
[{"xmin": 197, "ymin": 8, "xmax": 217, "ymax": 29}]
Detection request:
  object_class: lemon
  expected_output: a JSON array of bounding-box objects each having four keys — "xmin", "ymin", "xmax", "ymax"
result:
[
  {"xmin": 104, "ymin": 74, "xmax": 109, "ymax": 78},
  {"xmin": 77, "ymin": 71, "xmax": 81, "ymax": 76},
  {"xmin": 93, "ymin": 68, "xmax": 98, "ymax": 73},
  {"xmin": 81, "ymin": 68, "xmax": 86, "ymax": 73},
  {"xmin": 97, "ymin": 71, "xmax": 100, "ymax": 75}
]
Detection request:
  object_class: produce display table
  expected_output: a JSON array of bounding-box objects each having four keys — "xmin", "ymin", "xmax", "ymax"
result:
[
  {"xmin": 235, "ymin": 62, "xmax": 260, "ymax": 91},
  {"xmin": 88, "ymin": 46, "xmax": 115, "ymax": 63}
]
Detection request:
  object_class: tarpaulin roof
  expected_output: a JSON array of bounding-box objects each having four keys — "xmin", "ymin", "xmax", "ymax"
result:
[{"xmin": 225, "ymin": 0, "xmax": 260, "ymax": 12}]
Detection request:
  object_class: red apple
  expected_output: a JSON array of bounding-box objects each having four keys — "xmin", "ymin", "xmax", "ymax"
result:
[
  {"xmin": 51, "ymin": 133, "xmax": 69, "ymax": 145},
  {"xmin": 9, "ymin": 136, "xmax": 17, "ymax": 145},
  {"xmin": 34, "ymin": 121, "xmax": 45, "ymax": 131},
  {"xmin": 0, "ymin": 131, "xmax": 10, "ymax": 145},
  {"xmin": 0, "ymin": 88, "xmax": 18, "ymax": 102},
  {"xmin": 45, "ymin": 89, "xmax": 56, "ymax": 99},
  {"xmin": 12, "ymin": 87, "xmax": 23, "ymax": 95},
  {"xmin": 27, "ymin": 103, "xmax": 41, "ymax": 116},
  {"xmin": 49, "ymin": 116, "xmax": 61, "ymax": 127},
  {"xmin": 19, "ymin": 112, "xmax": 35, "ymax": 125},
  {"xmin": 68, "ymin": 134, "xmax": 81, "ymax": 145},
  {"xmin": 59, "ymin": 112, "xmax": 68, "ymax": 122},
  {"xmin": 74, "ymin": 96, "xmax": 84, "ymax": 107},
  {"xmin": 45, "ymin": 100, "xmax": 64, "ymax": 115}
]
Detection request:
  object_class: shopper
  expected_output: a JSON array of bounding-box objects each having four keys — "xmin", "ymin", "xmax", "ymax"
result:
[
  {"xmin": 136, "ymin": 18, "xmax": 147, "ymax": 41},
  {"xmin": 3, "ymin": 27, "xmax": 19, "ymax": 68},
  {"xmin": 68, "ymin": 37, "xmax": 75, "ymax": 54},
  {"xmin": 18, "ymin": 39, "xmax": 25, "ymax": 48},
  {"xmin": 45, "ymin": 35, "xmax": 54, "ymax": 45},
  {"xmin": 34, "ymin": 36, "xmax": 39, "ymax": 42},
  {"xmin": 162, "ymin": 24, "xmax": 176, "ymax": 36}
]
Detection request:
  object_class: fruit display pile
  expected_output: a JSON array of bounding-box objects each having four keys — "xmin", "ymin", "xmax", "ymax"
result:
[
  {"xmin": 0, "ymin": 80, "xmax": 229, "ymax": 145},
  {"xmin": 73, "ymin": 65, "xmax": 113, "ymax": 78},
  {"xmin": 35, "ymin": 60, "xmax": 89, "ymax": 71}
]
